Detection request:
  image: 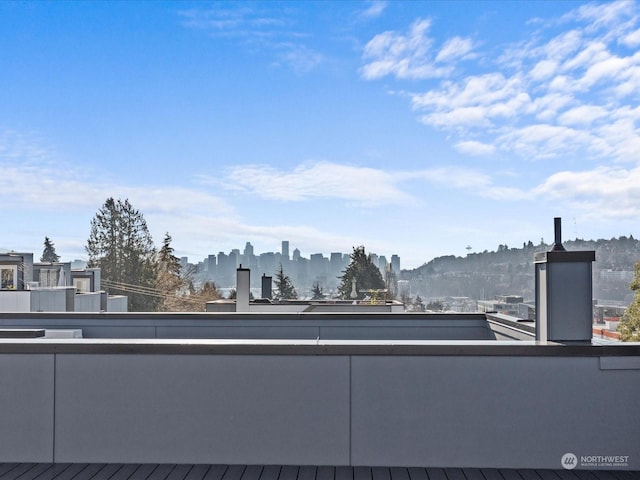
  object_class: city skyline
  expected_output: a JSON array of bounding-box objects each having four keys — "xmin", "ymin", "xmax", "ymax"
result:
[{"xmin": 1, "ymin": 1, "xmax": 639, "ymax": 268}]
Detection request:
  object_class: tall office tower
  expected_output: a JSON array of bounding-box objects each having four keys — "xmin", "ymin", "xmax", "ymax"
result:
[
  {"xmin": 207, "ymin": 254, "xmax": 217, "ymax": 275},
  {"xmin": 378, "ymin": 255, "xmax": 387, "ymax": 272},
  {"xmin": 292, "ymin": 248, "xmax": 301, "ymax": 262},
  {"xmin": 391, "ymin": 255, "xmax": 400, "ymax": 273},
  {"xmin": 244, "ymin": 242, "xmax": 254, "ymax": 257},
  {"xmin": 310, "ymin": 253, "xmax": 327, "ymax": 280},
  {"xmin": 282, "ymin": 241, "xmax": 290, "ymax": 260}
]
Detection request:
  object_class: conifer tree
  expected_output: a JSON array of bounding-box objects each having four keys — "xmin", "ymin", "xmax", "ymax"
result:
[
  {"xmin": 618, "ymin": 260, "xmax": 640, "ymax": 341},
  {"xmin": 311, "ymin": 282, "xmax": 325, "ymax": 300},
  {"xmin": 86, "ymin": 197, "xmax": 159, "ymax": 312},
  {"xmin": 155, "ymin": 233, "xmax": 185, "ymax": 311},
  {"xmin": 337, "ymin": 246, "xmax": 385, "ymax": 300},
  {"xmin": 274, "ymin": 264, "xmax": 297, "ymax": 300},
  {"xmin": 41, "ymin": 237, "xmax": 60, "ymax": 262}
]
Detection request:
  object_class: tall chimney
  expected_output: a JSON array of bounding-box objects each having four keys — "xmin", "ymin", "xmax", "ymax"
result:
[
  {"xmin": 261, "ymin": 274, "xmax": 272, "ymax": 300},
  {"xmin": 535, "ymin": 218, "xmax": 595, "ymax": 342},
  {"xmin": 236, "ymin": 265, "xmax": 250, "ymax": 312}
]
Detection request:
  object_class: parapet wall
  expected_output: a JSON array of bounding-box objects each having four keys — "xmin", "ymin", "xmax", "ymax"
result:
[
  {"xmin": 1, "ymin": 340, "xmax": 639, "ymax": 469},
  {"xmin": 0, "ymin": 312, "xmax": 495, "ymax": 340}
]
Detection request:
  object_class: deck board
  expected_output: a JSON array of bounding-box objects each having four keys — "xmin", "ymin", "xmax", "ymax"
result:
[
  {"xmin": 299, "ymin": 466, "xmax": 317, "ymax": 480},
  {"xmin": 204, "ymin": 465, "xmax": 230, "ymax": 480},
  {"xmin": 390, "ymin": 468, "xmax": 410, "ymax": 480},
  {"xmin": 426, "ymin": 469, "xmax": 448, "ymax": 480},
  {"xmin": 316, "ymin": 467, "xmax": 335, "ymax": 480},
  {"xmin": 166, "ymin": 465, "xmax": 196, "ymax": 480},
  {"xmin": 354, "ymin": 467, "xmax": 371, "ymax": 480},
  {"xmin": 0, "ymin": 465, "xmax": 636, "ymax": 480},
  {"xmin": 336, "ymin": 467, "xmax": 353, "ymax": 480},
  {"xmin": 243, "ymin": 466, "xmax": 265, "ymax": 480},
  {"xmin": 461, "ymin": 469, "xmax": 486, "ymax": 480}
]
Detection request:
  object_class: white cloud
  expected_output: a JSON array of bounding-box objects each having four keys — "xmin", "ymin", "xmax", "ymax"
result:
[
  {"xmin": 224, "ymin": 161, "xmax": 415, "ymax": 206},
  {"xmin": 530, "ymin": 59, "xmax": 559, "ymax": 81},
  {"xmin": 531, "ymin": 93, "xmax": 575, "ymax": 121},
  {"xmin": 360, "ymin": 18, "xmax": 454, "ymax": 80},
  {"xmin": 365, "ymin": 1, "xmax": 640, "ymax": 163},
  {"xmin": 359, "ymin": 1, "xmax": 387, "ymax": 19},
  {"xmin": 274, "ymin": 43, "xmax": 324, "ymax": 74},
  {"xmin": 0, "ymin": 128, "xmax": 234, "ymax": 216},
  {"xmin": 497, "ymin": 124, "xmax": 595, "ymax": 159},
  {"xmin": 421, "ymin": 107, "xmax": 491, "ymax": 129},
  {"xmin": 540, "ymin": 30, "xmax": 584, "ymax": 62},
  {"xmin": 622, "ymin": 28, "xmax": 640, "ymax": 47},
  {"xmin": 454, "ymin": 140, "xmax": 496, "ymax": 156},
  {"xmin": 558, "ymin": 105, "xmax": 608, "ymax": 125},
  {"xmin": 178, "ymin": 6, "xmax": 323, "ymax": 74},
  {"xmin": 533, "ymin": 165, "xmax": 640, "ymax": 219},
  {"xmin": 435, "ymin": 36, "xmax": 474, "ymax": 63},
  {"xmin": 571, "ymin": 1, "xmax": 636, "ymax": 33}
]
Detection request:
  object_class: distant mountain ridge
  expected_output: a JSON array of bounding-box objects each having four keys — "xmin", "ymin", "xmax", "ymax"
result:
[{"xmin": 400, "ymin": 236, "xmax": 640, "ymax": 304}]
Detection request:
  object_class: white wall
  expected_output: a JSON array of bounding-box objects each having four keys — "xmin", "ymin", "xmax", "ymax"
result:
[{"xmin": 0, "ymin": 291, "xmax": 30, "ymax": 312}]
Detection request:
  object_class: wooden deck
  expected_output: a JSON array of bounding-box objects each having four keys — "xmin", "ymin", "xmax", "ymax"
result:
[{"xmin": 0, "ymin": 465, "xmax": 637, "ymax": 480}]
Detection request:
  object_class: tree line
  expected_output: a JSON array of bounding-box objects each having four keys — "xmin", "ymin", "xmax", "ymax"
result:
[{"xmin": 42, "ymin": 198, "xmax": 391, "ymax": 311}]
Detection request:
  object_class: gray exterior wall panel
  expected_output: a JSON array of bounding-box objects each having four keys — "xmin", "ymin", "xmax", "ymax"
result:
[
  {"xmin": 0, "ymin": 354, "xmax": 54, "ymax": 462},
  {"xmin": 54, "ymin": 354, "xmax": 350, "ymax": 465},
  {"xmin": 351, "ymin": 355, "xmax": 640, "ymax": 469}
]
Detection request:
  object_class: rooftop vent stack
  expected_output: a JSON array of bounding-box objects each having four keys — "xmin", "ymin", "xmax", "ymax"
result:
[
  {"xmin": 551, "ymin": 217, "xmax": 566, "ymax": 251},
  {"xmin": 236, "ymin": 265, "xmax": 250, "ymax": 312},
  {"xmin": 261, "ymin": 274, "xmax": 272, "ymax": 300},
  {"xmin": 535, "ymin": 218, "xmax": 595, "ymax": 342}
]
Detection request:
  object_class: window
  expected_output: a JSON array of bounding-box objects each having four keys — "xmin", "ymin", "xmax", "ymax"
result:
[
  {"xmin": 0, "ymin": 266, "xmax": 17, "ymax": 289},
  {"xmin": 39, "ymin": 268, "xmax": 60, "ymax": 288},
  {"xmin": 74, "ymin": 277, "xmax": 91, "ymax": 293}
]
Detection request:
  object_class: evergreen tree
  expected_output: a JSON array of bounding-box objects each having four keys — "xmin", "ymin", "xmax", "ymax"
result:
[
  {"xmin": 618, "ymin": 260, "xmax": 640, "ymax": 341},
  {"xmin": 40, "ymin": 236, "xmax": 60, "ymax": 262},
  {"xmin": 413, "ymin": 295, "xmax": 426, "ymax": 312},
  {"xmin": 337, "ymin": 246, "xmax": 385, "ymax": 300},
  {"xmin": 426, "ymin": 300, "xmax": 444, "ymax": 312},
  {"xmin": 311, "ymin": 282, "xmax": 325, "ymax": 300},
  {"xmin": 384, "ymin": 263, "xmax": 398, "ymax": 299},
  {"xmin": 86, "ymin": 197, "xmax": 159, "ymax": 312},
  {"xmin": 155, "ymin": 233, "xmax": 186, "ymax": 311},
  {"xmin": 274, "ymin": 264, "xmax": 297, "ymax": 300}
]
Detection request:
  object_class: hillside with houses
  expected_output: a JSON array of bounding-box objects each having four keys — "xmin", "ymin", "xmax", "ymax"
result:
[{"xmin": 400, "ymin": 236, "xmax": 640, "ymax": 305}]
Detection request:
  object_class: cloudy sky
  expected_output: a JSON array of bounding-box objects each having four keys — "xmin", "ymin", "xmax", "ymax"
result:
[{"xmin": 1, "ymin": 1, "xmax": 639, "ymax": 268}]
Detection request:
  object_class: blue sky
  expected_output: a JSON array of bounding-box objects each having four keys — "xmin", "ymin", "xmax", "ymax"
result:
[{"xmin": 1, "ymin": 1, "xmax": 639, "ymax": 268}]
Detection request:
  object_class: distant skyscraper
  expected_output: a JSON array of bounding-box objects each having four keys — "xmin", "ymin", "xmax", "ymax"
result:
[
  {"xmin": 244, "ymin": 242, "xmax": 254, "ymax": 257},
  {"xmin": 293, "ymin": 248, "xmax": 301, "ymax": 262},
  {"xmin": 391, "ymin": 254, "xmax": 400, "ymax": 273},
  {"xmin": 282, "ymin": 241, "xmax": 290, "ymax": 260},
  {"xmin": 207, "ymin": 254, "xmax": 216, "ymax": 273}
]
